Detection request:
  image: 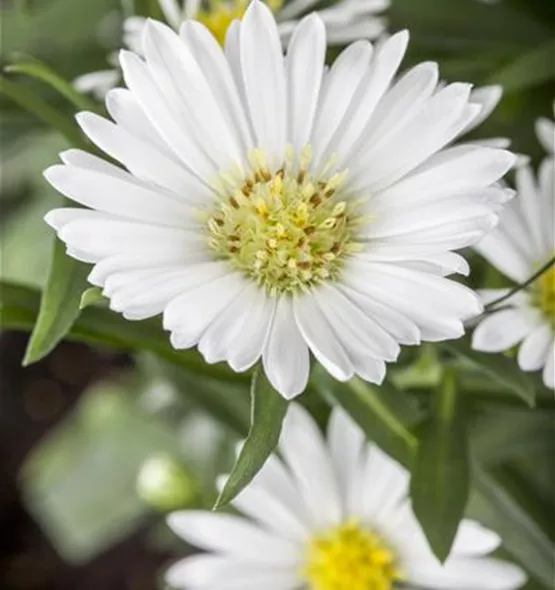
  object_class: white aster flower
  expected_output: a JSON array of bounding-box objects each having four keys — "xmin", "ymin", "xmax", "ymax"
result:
[
  {"xmin": 77, "ymin": 0, "xmax": 390, "ymax": 98},
  {"xmin": 166, "ymin": 405, "xmax": 526, "ymax": 590},
  {"xmin": 472, "ymin": 157, "xmax": 555, "ymax": 389},
  {"xmin": 535, "ymin": 100, "xmax": 554, "ymax": 156},
  {"xmin": 46, "ymin": 1, "xmax": 515, "ymax": 399}
]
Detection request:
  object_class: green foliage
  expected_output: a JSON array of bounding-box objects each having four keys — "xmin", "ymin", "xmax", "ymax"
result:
[
  {"xmin": 23, "ymin": 237, "xmax": 90, "ymax": 365},
  {"xmin": 411, "ymin": 371, "xmax": 470, "ymax": 562},
  {"xmin": 215, "ymin": 367, "xmax": 289, "ymax": 508}
]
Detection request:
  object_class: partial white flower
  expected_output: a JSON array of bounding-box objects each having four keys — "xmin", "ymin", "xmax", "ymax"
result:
[
  {"xmin": 536, "ymin": 100, "xmax": 554, "ymax": 156},
  {"xmin": 46, "ymin": 1, "xmax": 515, "ymax": 399},
  {"xmin": 77, "ymin": 0, "xmax": 390, "ymax": 98},
  {"xmin": 166, "ymin": 405, "xmax": 526, "ymax": 590},
  {"xmin": 473, "ymin": 158, "xmax": 555, "ymax": 389}
]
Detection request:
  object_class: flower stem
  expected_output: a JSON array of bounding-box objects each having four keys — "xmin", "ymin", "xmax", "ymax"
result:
[{"xmin": 485, "ymin": 254, "xmax": 555, "ymax": 312}]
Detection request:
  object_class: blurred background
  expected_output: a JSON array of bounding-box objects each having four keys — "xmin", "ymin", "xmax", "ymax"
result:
[{"xmin": 1, "ymin": 0, "xmax": 554, "ymax": 589}]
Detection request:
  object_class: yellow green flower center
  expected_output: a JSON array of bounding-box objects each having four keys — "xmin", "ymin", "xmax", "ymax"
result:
[
  {"xmin": 197, "ymin": 0, "xmax": 284, "ymax": 44},
  {"xmin": 305, "ymin": 521, "xmax": 403, "ymax": 590},
  {"xmin": 534, "ymin": 262, "xmax": 555, "ymax": 325},
  {"xmin": 206, "ymin": 147, "xmax": 365, "ymax": 295}
]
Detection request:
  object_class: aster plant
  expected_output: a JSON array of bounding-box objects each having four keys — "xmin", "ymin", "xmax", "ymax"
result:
[{"xmin": 0, "ymin": 0, "xmax": 554, "ymax": 589}]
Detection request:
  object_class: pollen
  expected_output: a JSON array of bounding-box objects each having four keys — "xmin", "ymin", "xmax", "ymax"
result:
[
  {"xmin": 304, "ymin": 521, "xmax": 403, "ymax": 590},
  {"xmin": 206, "ymin": 147, "xmax": 364, "ymax": 295},
  {"xmin": 535, "ymin": 261, "xmax": 555, "ymax": 326},
  {"xmin": 197, "ymin": 0, "xmax": 284, "ymax": 45}
]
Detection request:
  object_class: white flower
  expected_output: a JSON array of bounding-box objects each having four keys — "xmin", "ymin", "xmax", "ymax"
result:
[
  {"xmin": 135, "ymin": 0, "xmax": 389, "ymax": 46},
  {"xmin": 472, "ymin": 157, "xmax": 555, "ymax": 389},
  {"xmin": 45, "ymin": 1, "xmax": 515, "ymax": 399},
  {"xmin": 77, "ymin": 0, "xmax": 390, "ymax": 98},
  {"xmin": 535, "ymin": 100, "xmax": 554, "ymax": 156},
  {"xmin": 166, "ymin": 405, "xmax": 526, "ymax": 590}
]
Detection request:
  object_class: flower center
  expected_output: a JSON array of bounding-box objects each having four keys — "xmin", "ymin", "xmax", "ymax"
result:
[
  {"xmin": 206, "ymin": 147, "xmax": 364, "ymax": 295},
  {"xmin": 305, "ymin": 521, "xmax": 403, "ymax": 590},
  {"xmin": 534, "ymin": 262, "xmax": 555, "ymax": 326},
  {"xmin": 197, "ymin": 0, "xmax": 283, "ymax": 44}
]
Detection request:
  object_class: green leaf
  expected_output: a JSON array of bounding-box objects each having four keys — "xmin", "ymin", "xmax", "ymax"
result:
[
  {"xmin": 23, "ymin": 237, "xmax": 91, "ymax": 365},
  {"xmin": 491, "ymin": 39, "xmax": 555, "ymax": 92},
  {"xmin": 0, "ymin": 76, "xmax": 88, "ymax": 148},
  {"xmin": 411, "ymin": 370, "xmax": 470, "ymax": 562},
  {"xmin": 315, "ymin": 368, "xmax": 419, "ymax": 466},
  {"xmin": 5, "ymin": 58, "xmax": 101, "ymax": 112},
  {"xmin": 1, "ymin": 279, "xmax": 245, "ymax": 384},
  {"xmin": 443, "ymin": 336, "xmax": 536, "ymax": 406},
  {"xmin": 79, "ymin": 286, "xmax": 105, "ymax": 310},
  {"xmin": 470, "ymin": 467, "xmax": 555, "ymax": 588},
  {"xmin": 215, "ymin": 367, "xmax": 288, "ymax": 508}
]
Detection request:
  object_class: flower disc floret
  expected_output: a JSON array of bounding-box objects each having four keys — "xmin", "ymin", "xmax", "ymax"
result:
[
  {"xmin": 305, "ymin": 520, "xmax": 402, "ymax": 590},
  {"xmin": 207, "ymin": 147, "xmax": 364, "ymax": 295}
]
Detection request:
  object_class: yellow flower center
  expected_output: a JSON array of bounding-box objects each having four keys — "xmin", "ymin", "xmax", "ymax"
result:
[
  {"xmin": 197, "ymin": 0, "xmax": 284, "ymax": 44},
  {"xmin": 206, "ymin": 147, "xmax": 365, "ymax": 296},
  {"xmin": 535, "ymin": 262, "xmax": 555, "ymax": 325},
  {"xmin": 305, "ymin": 521, "xmax": 403, "ymax": 590}
]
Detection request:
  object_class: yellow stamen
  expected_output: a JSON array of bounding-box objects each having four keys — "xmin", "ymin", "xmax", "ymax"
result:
[
  {"xmin": 207, "ymin": 146, "xmax": 365, "ymax": 295},
  {"xmin": 305, "ymin": 521, "xmax": 404, "ymax": 590},
  {"xmin": 535, "ymin": 261, "xmax": 555, "ymax": 326},
  {"xmin": 197, "ymin": 0, "xmax": 284, "ymax": 45}
]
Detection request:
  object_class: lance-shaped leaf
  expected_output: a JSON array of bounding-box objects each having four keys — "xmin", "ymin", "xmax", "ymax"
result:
[
  {"xmin": 443, "ymin": 336, "xmax": 536, "ymax": 406},
  {"xmin": 6, "ymin": 58, "xmax": 100, "ymax": 112},
  {"xmin": 0, "ymin": 76, "xmax": 87, "ymax": 148},
  {"xmin": 411, "ymin": 370, "xmax": 470, "ymax": 562},
  {"xmin": 215, "ymin": 367, "xmax": 288, "ymax": 509},
  {"xmin": 23, "ymin": 237, "xmax": 90, "ymax": 365}
]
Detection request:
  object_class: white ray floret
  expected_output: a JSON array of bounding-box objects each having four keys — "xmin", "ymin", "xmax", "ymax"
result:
[
  {"xmin": 472, "ymin": 157, "xmax": 555, "ymax": 389},
  {"xmin": 47, "ymin": 1, "xmax": 516, "ymax": 398},
  {"xmin": 166, "ymin": 404, "xmax": 526, "ymax": 590},
  {"xmin": 77, "ymin": 0, "xmax": 390, "ymax": 98}
]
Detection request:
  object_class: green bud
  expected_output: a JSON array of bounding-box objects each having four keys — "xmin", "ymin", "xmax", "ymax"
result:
[{"xmin": 136, "ymin": 455, "xmax": 197, "ymax": 511}]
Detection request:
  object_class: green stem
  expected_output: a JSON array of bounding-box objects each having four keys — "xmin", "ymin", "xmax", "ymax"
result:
[{"xmin": 485, "ymin": 255, "xmax": 555, "ymax": 312}]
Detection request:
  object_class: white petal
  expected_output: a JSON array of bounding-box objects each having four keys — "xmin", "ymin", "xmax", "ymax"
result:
[
  {"xmin": 542, "ymin": 340, "xmax": 555, "ymax": 389},
  {"xmin": 326, "ymin": 31, "xmax": 409, "ymax": 168},
  {"xmin": 536, "ymin": 116, "xmax": 555, "ymax": 154},
  {"xmin": 217, "ymin": 475, "xmax": 310, "ymax": 542},
  {"xmin": 451, "ymin": 520, "xmax": 501, "ymax": 556},
  {"xmin": 361, "ymin": 444, "xmax": 410, "ymax": 526},
  {"xmin": 76, "ymin": 112, "xmax": 212, "ymax": 203},
  {"xmin": 327, "ymin": 407, "xmax": 366, "ymax": 515},
  {"xmin": 240, "ymin": 0, "xmax": 286, "ymax": 169},
  {"xmin": 472, "ymin": 308, "xmax": 540, "ymax": 353},
  {"xmin": 262, "ymin": 296, "xmax": 310, "ymax": 399},
  {"xmin": 293, "ymin": 293, "xmax": 354, "ymax": 381},
  {"xmin": 310, "ymin": 40, "xmax": 373, "ymax": 167},
  {"xmin": 198, "ymin": 283, "xmax": 273, "ymax": 371},
  {"xmin": 407, "ymin": 556, "xmax": 527, "ymax": 590},
  {"xmin": 44, "ymin": 164, "xmax": 195, "ymax": 226},
  {"xmin": 167, "ymin": 512, "xmax": 299, "ymax": 564},
  {"xmin": 517, "ymin": 323, "xmax": 553, "ymax": 372},
  {"xmin": 119, "ymin": 49, "xmax": 216, "ymax": 180},
  {"xmin": 279, "ymin": 404, "xmax": 343, "ymax": 528},
  {"xmin": 285, "ymin": 14, "xmax": 326, "ymax": 155},
  {"xmin": 165, "ymin": 272, "xmax": 248, "ymax": 347},
  {"xmin": 179, "ymin": 20, "xmax": 254, "ymax": 154},
  {"xmin": 142, "ymin": 20, "xmax": 243, "ymax": 169},
  {"xmin": 313, "ymin": 283, "xmax": 400, "ymax": 361},
  {"xmin": 466, "ymin": 85, "xmax": 503, "ymax": 132}
]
